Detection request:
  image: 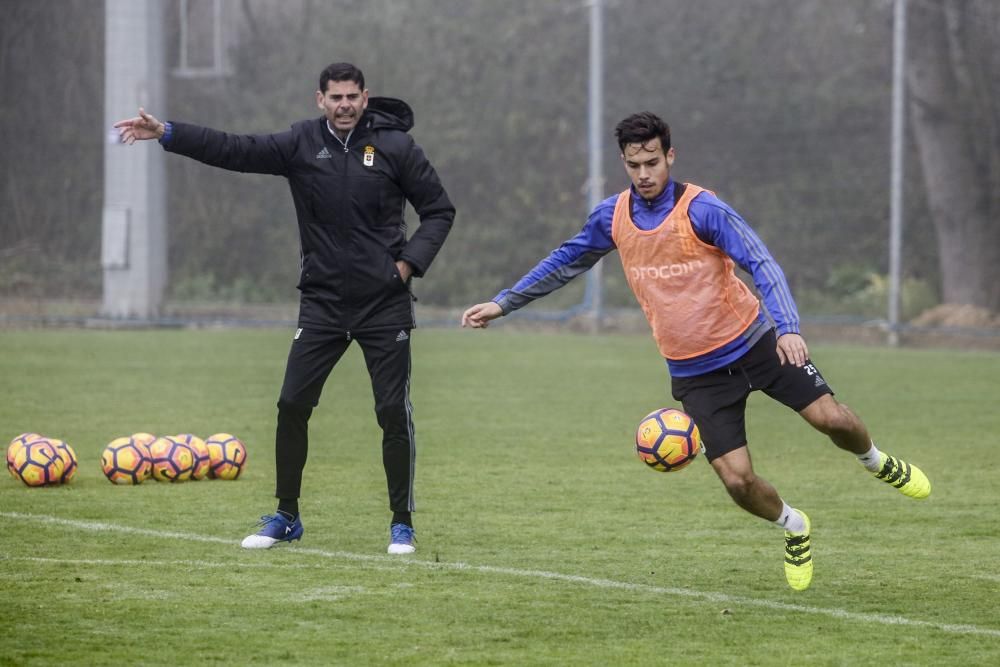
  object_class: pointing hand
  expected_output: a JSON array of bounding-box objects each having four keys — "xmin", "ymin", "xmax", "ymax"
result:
[{"xmin": 113, "ymin": 107, "xmax": 165, "ymax": 144}]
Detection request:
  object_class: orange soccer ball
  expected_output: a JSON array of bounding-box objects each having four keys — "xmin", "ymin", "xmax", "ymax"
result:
[
  {"xmin": 11, "ymin": 439, "xmax": 65, "ymax": 487},
  {"xmin": 205, "ymin": 433, "xmax": 247, "ymax": 480},
  {"xmin": 634, "ymin": 408, "xmax": 701, "ymax": 473},
  {"xmin": 148, "ymin": 436, "xmax": 195, "ymax": 483},
  {"xmin": 102, "ymin": 437, "xmax": 153, "ymax": 485}
]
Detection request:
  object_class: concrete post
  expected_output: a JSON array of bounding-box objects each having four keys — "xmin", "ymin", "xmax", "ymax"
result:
[{"xmin": 102, "ymin": 0, "xmax": 167, "ymax": 319}]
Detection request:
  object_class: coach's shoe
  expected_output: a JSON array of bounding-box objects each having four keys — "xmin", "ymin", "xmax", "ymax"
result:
[
  {"xmin": 783, "ymin": 512, "xmax": 813, "ymax": 591},
  {"xmin": 388, "ymin": 523, "xmax": 416, "ymax": 555},
  {"xmin": 241, "ymin": 513, "xmax": 303, "ymax": 549},
  {"xmin": 872, "ymin": 452, "xmax": 931, "ymax": 499}
]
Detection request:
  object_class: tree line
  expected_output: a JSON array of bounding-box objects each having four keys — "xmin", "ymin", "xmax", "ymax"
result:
[{"xmin": 1, "ymin": 0, "xmax": 996, "ymax": 316}]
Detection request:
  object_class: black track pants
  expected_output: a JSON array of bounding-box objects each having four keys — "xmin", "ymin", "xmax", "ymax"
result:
[{"xmin": 274, "ymin": 327, "xmax": 415, "ymax": 512}]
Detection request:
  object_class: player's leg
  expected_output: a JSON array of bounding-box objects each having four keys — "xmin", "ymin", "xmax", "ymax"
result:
[
  {"xmin": 797, "ymin": 394, "xmax": 868, "ymax": 454},
  {"xmin": 357, "ymin": 328, "xmax": 416, "ymax": 554},
  {"xmin": 710, "ymin": 447, "xmax": 813, "ymax": 591},
  {"xmin": 709, "ymin": 446, "xmax": 782, "ymax": 520},
  {"xmin": 242, "ymin": 328, "xmax": 350, "ymax": 549},
  {"xmin": 761, "ymin": 353, "xmax": 931, "ymax": 500},
  {"xmin": 672, "ymin": 351, "xmax": 812, "ymax": 590},
  {"xmin": 673, "ymin": 334, "xmax": 805, "ymax": 525},
  {"xmin": 799, "ymin": 394, "xmax": 930, "ymax": 498}
]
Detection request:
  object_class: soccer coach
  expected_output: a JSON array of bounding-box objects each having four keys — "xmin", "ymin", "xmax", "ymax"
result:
[{"xmin": 115, "ymin": 62, "xmax": 455, "ymax": 554}]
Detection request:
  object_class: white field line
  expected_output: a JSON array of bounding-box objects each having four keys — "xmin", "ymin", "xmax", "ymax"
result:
[
  {"xmin": 4, "ymin": 555, "xmax": 330, "ymax": 570},
  {"xmin": 3, "ymin": 511, "xmax": 998, "ymax": 639}
]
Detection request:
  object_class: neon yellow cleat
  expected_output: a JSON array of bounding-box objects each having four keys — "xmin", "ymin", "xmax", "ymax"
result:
[
  {"xmin": 872, "ymin": 453, "xmax": 931, "ymax": 499},
  {"xmin": 784, "ymin": 512, "xmax": 813, "ymax": 591}
]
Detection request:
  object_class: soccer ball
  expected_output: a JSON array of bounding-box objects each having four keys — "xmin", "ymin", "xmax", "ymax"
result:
[
  {"xmin": 174, "ymin": 434, "xmax": 210, "ymax": 480},
  {"xmin": 205, "ymin": 433, "xmax": 247, "ymax": 480},
  {"xmin": 634, "ymin": 408, "xmax": 701, "ymax": 472},
  {"xmin": 130, "ymin": 433, "xmax": 157, "ymax": 481},
  {"xmin": 102, "ymin": 437, "xmax": 153, "ymax": 485},
  {"xmin": 47, "ymin": 438, "xmax": 78, "ymax": 484},
  {"xmin": 11, "ymin": 439, "xmax": 65, "ymax": 487},
  {"xmin": 7, "ymin": 432, "xmax": 42, "ymax": 479},
  {"xmin": 148, "ymin": 436, "xmax": 195, "ymax": 482}
]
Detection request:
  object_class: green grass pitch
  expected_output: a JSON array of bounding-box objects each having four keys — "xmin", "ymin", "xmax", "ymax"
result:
[{"xmin": 1, "ymin": 327, "xmax": 999, "ymax": 665}]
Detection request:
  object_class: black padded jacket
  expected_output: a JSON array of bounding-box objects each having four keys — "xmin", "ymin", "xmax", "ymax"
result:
[{"xmin": 162, "ymin": 97, "xmax": 455, "ymax": 333}]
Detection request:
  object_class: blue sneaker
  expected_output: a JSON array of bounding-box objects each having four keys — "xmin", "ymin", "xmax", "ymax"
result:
[
  {"xmin": 388, "ymin": 523, "xmax": 416, "ymax": 554},
  {"xmin": 241, "ymin": 513, "xmax": 303, "ymax": 549}
]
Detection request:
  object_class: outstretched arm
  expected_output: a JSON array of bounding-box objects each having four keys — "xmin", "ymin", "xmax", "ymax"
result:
[
  {"xmin": 115, "ymin": 107, "xmax": 293, "ymax": 175},
  {"xmin": 113, "ymin": 107, "xmax": 165, "ymax": 144},
  {"xmin": 492, "ymin": 200, "xmax": 616, "ymax": 314},
  {"xmin": 460, "ymin": 197, "xmax": 616, "ymax": 330}
]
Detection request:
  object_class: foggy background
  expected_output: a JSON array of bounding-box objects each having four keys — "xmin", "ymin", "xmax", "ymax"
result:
[{"xmin": 1, "ymin": 0, "xmax": 998, "ymax": 337}]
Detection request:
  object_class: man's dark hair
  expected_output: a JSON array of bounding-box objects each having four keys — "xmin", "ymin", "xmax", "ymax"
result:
[
  {"xmin": 614, "ymin": 112, "xmax": 671, "ymax": 154},
  {"xmin": 319, "ymin": 62, "xmax": 365, "ymax": 93}
]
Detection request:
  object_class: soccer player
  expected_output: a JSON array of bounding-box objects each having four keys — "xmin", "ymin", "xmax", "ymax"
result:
[
  {"xmin": 115, "ymin": 62, "xmax": 455, "ymax": 554},
  {"xmin": 461, "ymin": 111, "xmax": 930, "ymax": 590}
]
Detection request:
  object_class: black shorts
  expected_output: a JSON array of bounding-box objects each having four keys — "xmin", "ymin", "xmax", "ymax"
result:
[{"xmin": 670, "ymin": 329, "xmax": 834, "ymax": 461}]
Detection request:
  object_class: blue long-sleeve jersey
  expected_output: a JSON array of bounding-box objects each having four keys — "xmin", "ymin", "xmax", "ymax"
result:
[{"xmin": 493, "ymin": 180, "xmax": 801, "ymax": 377}]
